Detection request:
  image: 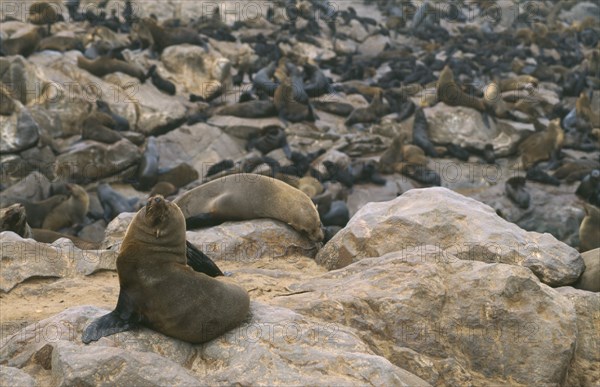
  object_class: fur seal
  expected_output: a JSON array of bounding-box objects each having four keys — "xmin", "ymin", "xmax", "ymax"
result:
[
  {"xmin": 7, "ymin": 194, "xmax": 68, "ymax": 229},
  {"xmin": 1, "ymin": 26, "xmax": 45, "ymax": 57},
  {"xmin": 579, "ymin": 204, "xmax": 600, "ymax": 253},
  {"xmin": 437, "ymin": 65, "xmax": 485, "ymax": 111},
  {"xmin": 42, "ymin": 184, "xmax": 89, "ymax": 231},
  {"xmin": 97, "ymin": 183, "xmax": 139, "ymax": 222},
  {"xmin": 134, "ymin": 137, "xmax": 159, "ymax": 191},
  {"xmin": 576, "ymin": 170, "xmax": 600, "ymax": 206},
  {"xmin": 96, "ymin": 100, "xmax": 130, "ymax": 131},
  {"xmin": 412, "ymin": 108, "xmax": 438, "ymax": 157},
  {"xmin": 246, "ymin": 126, "xmax": 291, "ymax": 157},
  {"xmin": 81, "ymin": 111, "xmax": 123, "ymax": 144},
  {"xmin": 139, "ymin": 17, "xmax": 207, "ymax": 53},
  {"xmin": 216, "ymin": 100, "xmax": 277, "ymax": 118},
  {"xmin": 82, "ymin": 195, "xmax": 249, "ymax": 344},
  {"xmin": 574, "ymin": 248, "xmax": 599, "ymax": 292},
  {"xmin": 77, "ymin": 56, "xmax": 146, "ymax": 82},
  {"xmin": 37, "ymin": 35, "xmax": 83, "ymax": 52},
  {"xmin": 146, "ymin": 65, "xmax": 176, "ymax": 95},
  {"xmin": 518, "ymin": 119, "xmax": 564, "ymax": 169},
  {"xmin": 505, "ymin": 177, "xmax": 530, "ymax": 209},
  {"xmin": 157, "ymin": 163, "xmax": 199, "ymax": 188},
  {"xmin": 345, "ymin": 89, "xmax": 389, "ymax": 126},
  {"xmin": 174, "ymin": 174, "xmax": 324, "ymax": 242}
]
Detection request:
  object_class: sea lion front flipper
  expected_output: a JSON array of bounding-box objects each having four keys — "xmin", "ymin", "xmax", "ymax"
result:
[
  {"xmin": 185, "ymin": 240, "xmax": 224, "ymax": 277},
  {"xmin": 82, "ymin": 290, "xmax": 139, "ymax": 344},
  {"xmin": 185, "ymin": 213, "xmax": 225, "ymax": 229}
]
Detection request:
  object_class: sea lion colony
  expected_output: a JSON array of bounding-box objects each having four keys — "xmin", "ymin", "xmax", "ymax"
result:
[{"xmin": 0, "ymin": 0, "xmax": 599, "ymax": 341}]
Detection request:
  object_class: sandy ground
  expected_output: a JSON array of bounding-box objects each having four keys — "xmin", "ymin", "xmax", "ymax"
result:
[{"xmin": 0, "ymin": 255, "xmax": 325, "ymax": 341}]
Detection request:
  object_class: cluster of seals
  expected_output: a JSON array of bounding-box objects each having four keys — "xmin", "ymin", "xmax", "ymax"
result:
[{"xmin": 82, "ymin": 195, "xmax": 249, "ymax": 344}]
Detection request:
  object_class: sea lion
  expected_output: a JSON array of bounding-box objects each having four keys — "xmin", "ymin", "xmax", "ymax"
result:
[
  {"xmin": 77, "ymin": 56, "xmax": 145, "ymax": 82},
  {"xmin": 345, "ymin": 89, "xmax": 389, "ymax": 126},
  {"xmin": 96, "ymin": 100, "xmax": 130, "ymax": 131},
  {"xmin": 97, "ymin": 183, "xmax": 139, "ymax": 222},
  {"xmin": 579, "ymin": 204, "xmax": 600, "ymax": 253},
  {"xmin": 412, "ymin": 108, "xmax": 438, "ymax": 157},
  {"xmin": 0, "ymin": 203, "xmax": 33, "ymax": 239},
  {"xmin": 81, "ymin": 111, "xmax": 123, "ymax": 144},
  {"xmin": 4, "ymin": 194, "xmax": 68, "ymax": 229},
  {"xmin": 526, "ymin": 165, "xmax": 561, "ymax": 186},
  {"xmin": 149, "ymin": 182, "xmax": 178, "ymax": 198},
  {"xmin": 518, "ymin": 119, "xmax": 564, "ymax": 169},
  {"xmin": 505, "ymin": 177, "xmax": 530, "ymax": 209},
  {"xmin": 320, "ymin": 200, "xmax": 350, "ymax": 227},
  {"xmin": 246, "ymin": 126, "xmax": 291, "ymax": 157},
  {"xmin": 274, "ymin": 76, "xmax": 317, "ymax": 123},
  {"xmin": 1, "ymin": 26, "xmax": 46, "ymax": 57},
  {"xmin": 157, "ymin": 163, "xmax": 199, "ymax": 188},
  {"xmin": 573, "ymin": 248, "xmax": 599, "ymax": 292},
  {"xmin": 29, "ymin": 2, "xmax": 60, "ymax": 33},
  {"xmin": 42, "ymin": 184, "xmax": 89, "ymax": 231},
  {"xmin": 174, "ymin": 174, "xmax": 323, "ymax": 242},
  {"xmin": 576, "ymin": 169, "xmax": 600, "ymax": 206},
  {"xmin": 215, "ymin": 100, "xmax": 277, "ymax": 118},
  {"xmin": 134, "ymin": 137, "xmax": 159, "ymax": 191},
  {"xmin": 437, "ymin": 65, "xmax": 485, "ymax": 111},
  {"xmin": 139, "ymin": 17, "xmax": 207, "ymax": 53},
  {"xmin": 146, "ymin": 65, "xmax": 176, "ymax": 95},
  {"xmin": 0, "ymin": 203, "xmax": 100, "ymax": 249},
  {"xmin": 379, "ymin": 133, "xmax": 406, "ymax": 174},
  {"xmin": 37, "ymin": 35, "xmax": 83, "ymax": 52},
  {"xmin": 82, "ymin": 195, "xmax": 248, "ymax": 344}
]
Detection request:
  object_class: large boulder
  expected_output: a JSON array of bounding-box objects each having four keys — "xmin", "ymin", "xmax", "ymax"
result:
[
  {"xmin": 276, "ymin": 250, "xmax": 579, "ymax": 386},
  {"xmin": 317, "ymin": 187, "xmax": 584, "ymax": 287},
  {"xmin": 0, "ymin": 304, "xmax": 428, "ymax": 386}
]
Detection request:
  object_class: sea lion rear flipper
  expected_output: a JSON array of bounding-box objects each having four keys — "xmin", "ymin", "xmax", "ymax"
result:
[
  {"xmin": 82, "ymin": 290, "xmax": 139, "ymax": 344},
  {"xmin": 185, "ymin": 240, "xmax": 224, "ymax": 277}
]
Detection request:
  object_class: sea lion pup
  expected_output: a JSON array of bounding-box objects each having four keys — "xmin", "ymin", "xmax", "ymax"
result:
[
  {"xmin": 0, "ymin": 203, "xmax": 100, "ymax": 249},
  {"xmin": 498, "ymin": 75, "xmax": 538, "ymax": 93},
  {"xmin": 174, "ymin": 174, "xmax": 324, "ymax": 242},
  {"xmin": 518, "ymin": 119, "xmax": 564, "ymax": 169},
  {"xmin": 579, "ymin": 204, "xmax": 600, "ymax": 252},
  {"xmin": 82, "ymin": 195, "xmax": 248, "ymax": 344},
  {"xmin": 139, "ymin": 17, "xmax": 207, "ymax": 53},
  {"xmin": 156, "ymin": 163, "xmax": 199, "ymax": 189},
  {"xmin": 15, "ymin": 194, "xmax": 68, "ymax": 228},
  {"xmin": 574, "ymin": 248, "xmax": 599, "ymax": 292},
  {"xmin": 412, "ymin": 107, "xmax": 438, "ymax": 157},
  {"xmin": 146, "ymin": 65, "xmax": 176, "ymax": 95},
  {"xmin": 576, "ymin": 92, "xmax": 600, "ymax": 128},
  {"xmin": 77, "ymin": 56, "xmax": 145, "ymax": 82},
  {"xmin": 505, "ymin": 177, "xmax": 530, "ymax": 209},
  {"xmin": 526, "ymin": 165, "xmax": 561, "ymax": 186},
  {"xmin": 274, "ymin": 76, "xmax": 317, "ymax": 123},
  {"xmin": 216, "ymin": 100, "xmax": 277, "ymax": 118},
  {"xmin": 252, "ymin": 62, "xmax": 279, "ymax": 98},
  {"xmin": 345, "ymin": 89, "xmax": 390, "ymax": 126},
  {"xmin": 436, "ymin": 65, "xmax": 485, "ymax": 111},
  {"xmin": 42, "ymin": 184, "xmax": 89, "ymax": 231}
]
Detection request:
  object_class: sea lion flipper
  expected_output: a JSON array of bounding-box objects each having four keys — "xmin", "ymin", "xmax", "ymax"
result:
[
  {"xmin": 82, "ymin": 290, "xmax": 139, "ymax": 344},
  {"xmin": 185, "ymin": 213, "xmax": 224, "ymax": 229},
  {"xmin": 185, "ymin": 240, "xmax": 224, "ymax": 277}
]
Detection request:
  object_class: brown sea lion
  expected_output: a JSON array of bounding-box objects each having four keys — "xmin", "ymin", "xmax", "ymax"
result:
[
  {"xmin": 81, "ymin": 111, "xmax": 123, "ymax": 144},
  {"xmin": 42, "ymin": 184, "xmax": 89, "ymax": 231},
  {"xmin": 1, "ymin": 27, "xmax": 45, "ymax": 57},
  {"xmin": 139, "ymin": 17, "xmax": 206, "ymax": 53},
  {"xmin": 345, "ymin": 89, "xmax": 389, "ymax": 126},
  {"xmin": 82, "ymin": 195, "xmax": 250, "ymax": 344},
  {"xmin": 579, "ymin": 204, "xmax": 600, "ymax": 253},
  {"xmin": 37, "ymin": 35, "xmax": 83, "ymax": 52},
  {"xmin": 77, "ymin": 56, "xmax": 145, "ymax": 82},
  {"xmin": 174, "ymin": 174, "xmax": 324, "ymax": 242},
  {"xmin": 216, "ymin": 100, "xmax": 277, "ymax": 118},
  {"xmin": 437, "ymin": 65, "xmax": 485, "ymax": 111},
  {"xmin": 573, "ymin": 248, "xmax": 599, "ymax": 292},
  {"xmin": 518, "ymin": 119, "xmax": 564, "ymax": 169}
]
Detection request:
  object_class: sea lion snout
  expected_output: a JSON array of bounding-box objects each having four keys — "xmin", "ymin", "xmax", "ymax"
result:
[{"xmin": 145, "ymin": 195, "xmax": 167, "ymax": 226}]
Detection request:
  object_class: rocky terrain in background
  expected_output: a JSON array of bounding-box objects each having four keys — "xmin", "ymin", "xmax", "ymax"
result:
[{"xmin": 1, "ymin": 0, "xmax": 599, "ymax": 385}]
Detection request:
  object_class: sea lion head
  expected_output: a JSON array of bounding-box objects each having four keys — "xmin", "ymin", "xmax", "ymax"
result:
[
  {"xmin": 141, "ymin": 195, "xmax": 186, "ymax": 243},
  {"xmin": 287, "ymin": 197, "xmax": 324, "ymax": 243},
  {"xmin": 0, "ymin": 203, "xmax": 30, "ymax": 237}
]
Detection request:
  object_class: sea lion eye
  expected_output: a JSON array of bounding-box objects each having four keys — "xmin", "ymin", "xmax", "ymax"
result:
[{"xmin": 154, "ymin": 197, "xmax": 161, "ymax": 203}]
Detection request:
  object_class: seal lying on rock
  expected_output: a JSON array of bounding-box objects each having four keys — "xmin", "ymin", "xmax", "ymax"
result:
[
  {"xmin": 174, "ymin": 174, "xmax": 324, "ymax": 242},
  {"xmin": 82, "ymin": 195, "xmax": 248, "ymax": 344}
]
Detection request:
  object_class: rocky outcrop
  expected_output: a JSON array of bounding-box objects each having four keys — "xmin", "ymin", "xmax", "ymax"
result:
[
  {"xmin": 277, "ymin": 251, "xmax": 579, "ymax": 386},
  {"xmin": 317, "ymin": 187, "xmax": 584, "ymax": 287},
  {"xmin": 0, "ymin": 232, "xmax": 116, "ymax": 292},
  {"xmin": 0, "ymin": 304, "xmax": 428, "ymax": 386}
]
